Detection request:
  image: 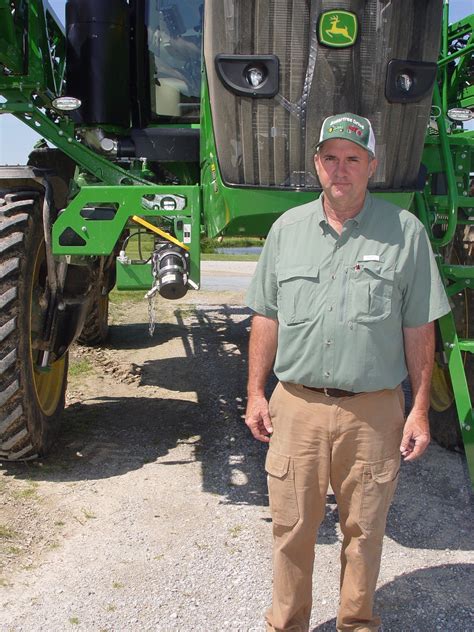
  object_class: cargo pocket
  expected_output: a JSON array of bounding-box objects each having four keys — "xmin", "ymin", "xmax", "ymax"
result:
[
  {"xmin": 359, "ymin": 454, "xmax": 400, "ymax": 534},
  {"xmin": 265, "ymin": 449, "xmax": 299, "ymax": 528},
  {"xmin": 277, "ymin": 265, "xmax": 320, "ymax": 325}
]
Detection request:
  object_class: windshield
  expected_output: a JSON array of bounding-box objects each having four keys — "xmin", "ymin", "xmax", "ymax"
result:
[{"xmin": 146, "ymin": 0, "xmax": 203, "ymax": 123}]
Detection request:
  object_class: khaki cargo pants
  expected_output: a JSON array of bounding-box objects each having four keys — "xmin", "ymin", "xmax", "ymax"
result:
[{"xmin": 265, "ymin": 382, "xmax": 405, "ymax": 632}]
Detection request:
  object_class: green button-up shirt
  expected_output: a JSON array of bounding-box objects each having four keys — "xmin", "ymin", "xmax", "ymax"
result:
[{"xmin": 246, "ymin": 193, "xmax": 451, "ymax": 392}]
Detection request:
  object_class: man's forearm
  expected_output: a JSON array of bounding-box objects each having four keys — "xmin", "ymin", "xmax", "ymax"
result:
[
  {"xmin": 247, "ymin": 314, "xmax": 278, "ymax": 396},
  {"xmin": 403, "ymin": 322, "xmax": 435, "ymax": 412}
]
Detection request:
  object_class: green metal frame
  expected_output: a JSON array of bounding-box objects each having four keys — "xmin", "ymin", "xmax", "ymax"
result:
[
  {"xmin": 0, "ymin": 99, "xmax": 151, "ymax": 186},
  {"xmin": 413, "ymin": 8, "xmax": 474, "ymax": 487},
  {"xmin": 52, "ymin": 184, "xmax": 201, "ymax": 286}
]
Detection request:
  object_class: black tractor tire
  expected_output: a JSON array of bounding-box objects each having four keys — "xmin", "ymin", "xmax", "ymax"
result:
[
  {"xmin": 0, "ymin": 189, "xmax": 68, "ymax": 460},
  {"xmin": 77, "ymin": 286, "xmax": 110, "ymax": 346},
  {"xmin": 429, "ymin": 402, "xmax": 463, "ymax": 451}
]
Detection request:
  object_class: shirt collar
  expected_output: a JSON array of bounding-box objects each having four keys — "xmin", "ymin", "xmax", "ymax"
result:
[{"xmin": 317, "ymin": 191, "xmax": 372, "ymax": 232}]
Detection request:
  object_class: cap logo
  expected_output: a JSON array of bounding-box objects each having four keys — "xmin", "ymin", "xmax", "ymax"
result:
[
  {"xmin": 317, "ymin": 113, "xmax": 376, "ymax": 156},
  {"xmin": 318, "ymin": 11, "xmax": 358, "ymax": 48}
]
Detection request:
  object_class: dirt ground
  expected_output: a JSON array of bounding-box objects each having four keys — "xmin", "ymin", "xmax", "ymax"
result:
[{"xmin": 0, "ymin": 288, "xmax": 473, "ymax": 631}]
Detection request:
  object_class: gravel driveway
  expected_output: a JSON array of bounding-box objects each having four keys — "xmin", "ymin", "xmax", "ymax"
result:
[{"xmin": 0, "ymin": 282, "xmax": 473, "ymax": 632}]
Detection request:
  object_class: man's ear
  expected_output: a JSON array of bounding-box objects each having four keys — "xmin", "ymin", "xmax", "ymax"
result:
[
  {"xmin": 314, "ymin": 153, "xmax": 320, "ymax": 177},
  {"xmin": 368, "ymin": 157, "xmax": 378, "ymax": 178}
]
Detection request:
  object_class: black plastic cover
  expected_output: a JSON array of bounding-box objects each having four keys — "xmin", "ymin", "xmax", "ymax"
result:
[
  {"xmin": 128, "ymin": 127, "xmax": 200, "ymax": 162},
  {"xmin": 129, "ymin": 0, "xmax": 151, "ymax": 128},
  {"xmin": 215, "ymin": 55, "xmax": 280, "ymax": 98},
  {"xmin": 385, "ymin": 59, "xmax": 438, "ymax": 103},
  {"xmin": 65, "ymin": 0, "xmax": 128, "ymax": 26},
  {"xmin": 66, "ymin": 0, "xmax": 131, "ymax": 127}
]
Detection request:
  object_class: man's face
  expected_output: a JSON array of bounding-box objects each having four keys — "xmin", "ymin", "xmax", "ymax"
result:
[{"xmin": 314, "ymin": 139, "xmax": 377, "ymax": 209}]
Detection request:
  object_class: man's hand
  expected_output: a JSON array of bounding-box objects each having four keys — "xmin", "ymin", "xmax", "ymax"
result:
[
  {"xmin": 400, "ymin": 409, "xmax": 430, "ymax": 461},
  {"xmin": 402, "ymin": 322, "xmax": 435, "ymax": 462},
  {"xmin": 245, "ymin": 394, "xmax": 273, "ymax": 442},
  {"xmin": 246, "ymin": 314, "xmax": 278, "ymax": 442}
]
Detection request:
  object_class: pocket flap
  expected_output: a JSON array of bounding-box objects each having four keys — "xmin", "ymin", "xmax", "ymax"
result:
[
  {"xmin": 265, "ymin": 450, "xmax": 290, "ymax": 478},
  {"xmin": 358, "ymin": 262, "xmax": 395, "ymax": 282},
  {"xmin": 368, "ymin": 455, "xmax": 400, "ymax": 483},
  {"xmin": 277, "ymin": 265, "xmax": 319, "ymax": 283}
]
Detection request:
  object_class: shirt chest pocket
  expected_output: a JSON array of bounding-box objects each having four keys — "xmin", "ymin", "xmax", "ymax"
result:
[
  {"xmin": 277, "ymin": 265, "xmax": 320, "ymax": 325},
  {"xmin": 349, "ymin": 263, "xmax": 394, "ymax": 324}
]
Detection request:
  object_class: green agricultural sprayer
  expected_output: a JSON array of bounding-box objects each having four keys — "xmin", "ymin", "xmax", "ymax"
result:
[{"xmin": 0, "ymin": 0, "xmax": 472, "ymax": 486}]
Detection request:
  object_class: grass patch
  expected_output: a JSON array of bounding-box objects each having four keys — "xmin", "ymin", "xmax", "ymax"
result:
[
  {"xmin": 201, "ymin": 253, "xmax": 259, "ymax": 261},
  {"xmin": 112, "ymin": 581, "xmax": 124, "ymax": 589},
  {"xmin": 174, "ymin": 307, "xmax": 196, "ymax": 318},
  {"xmin": 69, "ymin": 617, "xmax": 80, "ymax": 625},
  {"xmin": 69, "ymin": 358, "xmax": 93, "ymax": 378},
  {"xmin": 11, "ymin": 486, "xmax": 38, "ymax": 501},
  {"xmin": 125, "ymin": 231, "xmax": 154, "ymax": 260},
  {"xmin": 194, "ymin": 541, "xmax": 209, "ymax": 550},
  {"xmin": 81, "ymin": 508, "xmax": 96, "ymax": 520},
  {"xmin": 201, "ymin": 236, "xmax": 263, "ymax": 253},
  {"xmin": 229, "ymin": 524, "xmax": 243, "ymax": 538},
  {"xmin": 109, "ymin": 289, "xmax": 144, "ymax": 304},
  {"xmin": 0, "ymin": 525, "xmax": 17, "ymax": 540}
]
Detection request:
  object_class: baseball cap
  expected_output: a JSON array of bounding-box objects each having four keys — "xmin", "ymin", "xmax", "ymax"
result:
[{"xmin": 316, "ymin": 113, "xmax": 376, "ymax": 156}]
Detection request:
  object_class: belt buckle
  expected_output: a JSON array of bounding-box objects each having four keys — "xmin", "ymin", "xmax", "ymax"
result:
[{"xmin": 323, "ymin": 387, "xmax": 330, "ymax": 397}]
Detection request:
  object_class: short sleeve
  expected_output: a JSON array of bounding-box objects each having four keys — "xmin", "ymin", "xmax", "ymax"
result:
[
  {"xmin": 245, "ymin": 225, "xmax": 278, "ymax": 319},
  {"xmin": 401, "ymin": 225, "xmax": 451, "ymax": 327}
]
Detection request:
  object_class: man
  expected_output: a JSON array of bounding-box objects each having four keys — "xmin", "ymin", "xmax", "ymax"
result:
[{"xmin": 244, "ymin": 113, "xmax": 451, "ymax": 632}]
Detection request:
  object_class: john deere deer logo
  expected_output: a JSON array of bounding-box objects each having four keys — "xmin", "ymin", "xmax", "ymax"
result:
[{"xmin": 318, "ymin": 10, "xmax": 358, "ymax": 48}]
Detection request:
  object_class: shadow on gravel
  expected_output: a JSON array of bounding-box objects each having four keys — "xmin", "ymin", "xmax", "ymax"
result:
[
  {"xmin": 311, "ymin": 563, "xmax": 474, "ymax": 632},
  {"xmin": 0, "ymin": 304, "xmax": 269, "ymax": 508},
  {"xmin": 1, "ymin": 304, "xmax": 472, "ymax": 550},
  {"xmin": 385, "ymin": 446, "xmax": 473, "ymax": 551},
  {"xmin": 106, "ymin": 321, "xmax": 183, "ymax": 350}
]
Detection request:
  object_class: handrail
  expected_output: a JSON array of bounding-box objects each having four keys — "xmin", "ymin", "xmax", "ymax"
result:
[
  {"xmin": 442, "ymin": 0, "xmax": 449, "ymax": 113},
  {"xmin": 424, "ymin": 82, "xmax": 459, "ymax": 248},
  {"xmin": 437, "ymin": 43, "xmax": 474, "ymax": 68}
]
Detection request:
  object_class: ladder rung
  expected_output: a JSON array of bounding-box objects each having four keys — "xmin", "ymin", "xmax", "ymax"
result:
[{"xmin": 459, "ymin": 340, "xmax": 474, "ymax": 353}]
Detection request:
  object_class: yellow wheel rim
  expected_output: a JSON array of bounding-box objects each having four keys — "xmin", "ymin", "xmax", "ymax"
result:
[
  {"xmin": 30, "ymin": 239, "xmax": 67, "ymax": 416},
  {"xmin": 430, "ymin": 360, "xmax": 454, "ymax": 413}
]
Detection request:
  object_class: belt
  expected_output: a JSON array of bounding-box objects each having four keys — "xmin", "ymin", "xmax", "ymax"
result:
[{"xmin": 302, "ymin": 386, "xmax": 361, "ymax": 398}]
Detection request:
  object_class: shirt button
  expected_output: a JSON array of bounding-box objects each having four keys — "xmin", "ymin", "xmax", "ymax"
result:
[
  {"xmin": 325, "ymin": 340, "xmax": 332, "ymax": 345},
  {"xmin": 328, "ymin": 306, "xmax": 333, "ymax": 312},
  {"xmin": 331, "ymin": 274, "xmax": 336, "ymax": 280},
  {"xmin": 324, "ymin": 371, "xmax": 331, "ymax": 378}
]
